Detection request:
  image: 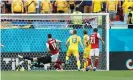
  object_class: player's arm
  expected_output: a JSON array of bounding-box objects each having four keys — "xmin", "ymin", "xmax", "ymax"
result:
[
  {"xmin": 56, "ymin": 39, "xmax": 61, "ymax": 43},
  {"xmin": 65, "ymin": 41, "xmax": 69, "ymax": 49},
  {"xmin": 76, "ymin": 0, "xmax": 83, "ymax": 7},
  {"xmin": 65, "ymin": 37, "xmax": 70, "ymax": 49},
  {"xmin": 97, "ymin": 33, "xmax": 104, "ymax": 45},
  {"xmin": 56, "ymin": 39, "xmax": 62, "ymax": 50},
  {"xmin": 46, "ymin": 43, "xmax": 50, "ymax": 53},
  {"xmin": 86, "ymin": 35, "xmax": 90, "ymax": 46}
]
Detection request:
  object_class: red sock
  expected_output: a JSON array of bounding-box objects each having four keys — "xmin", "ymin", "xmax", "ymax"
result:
[
  {"xmin": 88, "ymin": 58, "xmax": 92, "ymax": 66},
  {"xmin": 54, "ymin": 63, "xmax": 61, "ymax": 70},
  {"xmin": 94, "ymin": 59, "xmax": 98, "ymax": 67}
]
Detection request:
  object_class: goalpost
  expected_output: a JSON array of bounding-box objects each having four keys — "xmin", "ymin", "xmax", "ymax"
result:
[{"xmin": 1, "ymin": 13, "xmax": 109, "ymax": 71}]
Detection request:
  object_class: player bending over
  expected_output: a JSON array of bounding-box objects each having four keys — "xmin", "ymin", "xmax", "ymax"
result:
[
  {"xmin": 17, "ymin": 34, "xmax": 64, "ymax": 71},
  {"xmin": 88, "ymin": 28, "xmax": 104, "ymax": 71},
  {"xmin": 83, "ymin": 30, "xmax": 91, "ymax": 71},
  {"xmin": 65, "ymin": 30, "xmax": 84, "ymax": 71}
]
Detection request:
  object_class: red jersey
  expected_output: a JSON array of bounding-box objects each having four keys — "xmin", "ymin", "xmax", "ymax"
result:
[
  {"xmin": 46, "ymin": 39, "xmax": 59, "ymax": 55},
  {"xmin": 90, "ymin": 32, "xmax": 100, "ymax": 49}
]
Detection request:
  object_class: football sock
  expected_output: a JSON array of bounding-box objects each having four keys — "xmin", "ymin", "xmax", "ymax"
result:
[
  {"xmin": 77, "ymin": 60, "xmax": 81, "ymax": 69},
  {"xmin": 88, "ymin": 58, "xmax": 92, "ymax": 66},
  {"xmin": 23, "ymin": 57, "xmax": 33, "ymax": 62},
  {"xmin": 84, "ymin": 60, "xmax": 87, "ymax": 69},
  {"xmin": 54, "ymin": 63, "xmax": 61, "ymax": 70},
  {"xmin": 94, "ymin": 59, "xmax": 98, "ymax": 67}
]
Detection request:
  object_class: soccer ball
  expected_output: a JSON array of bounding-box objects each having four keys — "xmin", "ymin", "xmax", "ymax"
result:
[{"xmin": 69, "ymin": 30, "xmax": 73, "ymax": 34}]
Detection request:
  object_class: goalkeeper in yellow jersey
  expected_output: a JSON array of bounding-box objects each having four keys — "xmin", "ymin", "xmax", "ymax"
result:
[
  {"xmin": 65, "ymin": 30, "xmax": 84, "ymax": 70},
  {"xmin": 83, "ymin": 30, "xmax": 91, "ymax": 71}
]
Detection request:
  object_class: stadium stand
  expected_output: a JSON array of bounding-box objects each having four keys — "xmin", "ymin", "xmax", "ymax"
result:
[{"xmin": 1, "ymin": 0, "xmax": 133, "ymax": 28}]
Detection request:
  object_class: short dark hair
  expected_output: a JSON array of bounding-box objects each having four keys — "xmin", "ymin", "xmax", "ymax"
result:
[
  {"xmin": 48, "ymin": 34, "xmax": 52, "ymax": 38},
  {"xmin": 93, "ymin": 28, "xmax": 98, "ymax": 32},
  {"xmin": 83, "ymin": 30, "xmax": 88, "ymax": 34},
  {"xmin": 73, "ymin": 30, "xmax": 77, "ymax": 34},
  {"xmin": 128, "ymin": 7, "xmax": 133, "ymax": 10},
  {"xmin": 128, "ymin": 7, "xmax": 132, "ymax": 9}
]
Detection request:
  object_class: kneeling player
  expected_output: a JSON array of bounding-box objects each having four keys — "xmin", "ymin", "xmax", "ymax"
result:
[
  {"xmin": 89, "ymin": 28, "xmax": 104, "ymax": 71},
  {"xmin": 65, "ymin": 30, "xmax": 84, "ymax": 70},
  {"xmin": 16, "ymin": 34, "xmax": 64, "ymax": 71},
  {"xmin": 83, "ymin": 30, "xmax": 91, "ymax": 71}
]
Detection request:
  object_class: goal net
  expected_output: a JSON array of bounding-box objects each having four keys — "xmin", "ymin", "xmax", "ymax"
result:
[{"xmin": 1, "ymin": 14, "xmax": 109, "ymax": 71}]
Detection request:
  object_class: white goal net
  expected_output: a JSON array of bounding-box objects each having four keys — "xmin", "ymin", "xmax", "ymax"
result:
[{"xmin": 1, "ymin": 14, "xmax": 109, "ymax": 71}]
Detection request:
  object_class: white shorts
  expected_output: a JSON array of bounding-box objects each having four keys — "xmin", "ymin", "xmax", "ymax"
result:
[
  {"xmin": 90, "ymin": 48, "xmax": 99, "ymax": 56},
  {"xmin": 51, "ymin": 53, "xmax": 59, "ymax": 62}
]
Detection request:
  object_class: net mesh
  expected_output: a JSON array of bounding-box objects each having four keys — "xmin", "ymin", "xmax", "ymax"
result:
[{"xmin": 1, "ymin": 14, "xmax": 108, "ymax": 71}]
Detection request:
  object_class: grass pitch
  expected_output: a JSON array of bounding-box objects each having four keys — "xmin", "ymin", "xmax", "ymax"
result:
[{"xmin": 1, "ymin": 71, "xmax": 133, "ymax": 80}]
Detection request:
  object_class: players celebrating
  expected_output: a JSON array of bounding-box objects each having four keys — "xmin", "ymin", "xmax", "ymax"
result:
[
  {"xmin": 65, "ymin": 30, "xmax": 84, "ymax": 71},
  {"xmin": 17, "ymin": 34, "xmax": 64, "ymax": 71},
  {"xmin": 83, "ymin": 30, "xmax": 91, "ymax": 71},
  {"xmin": 88, "ymin": 28, "xmax": 104, "ymax": 71}
]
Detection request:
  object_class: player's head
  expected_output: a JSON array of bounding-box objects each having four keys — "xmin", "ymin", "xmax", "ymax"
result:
[
  {"xmin": 128, "ymin": 7, "xmax": 133, "ymax": 12},
  {"xmin": 48, "ymin": 34, "xmax": 52, "ymax": 38},
  {"xmin": 93, "ymin": 28, "xmax": 98, "ymax": 32},
  {"xmin": 83, "ymin": 30, "xmax": 88, "ymax": 35},
  {"xmin": 73, "ymin": 30, "xmax": 77, "ymax": 34}
]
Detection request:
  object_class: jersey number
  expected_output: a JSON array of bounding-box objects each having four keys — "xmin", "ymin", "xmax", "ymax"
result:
[
  {"xmin": 72, "ymin": 38, "xmax": 77, "ymax": 43},
  {"xmin": 91, "ymin": 37, "xmax": 95, "ymax": 44},
  {"xmin": 51, "ymin": 43, "xmax": 56, "ymax": 50}
]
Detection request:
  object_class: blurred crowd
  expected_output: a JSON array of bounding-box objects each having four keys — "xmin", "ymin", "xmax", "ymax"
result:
[{"xmin": 1, "ymin": 0, "xmax": 133, "ymax": 28}]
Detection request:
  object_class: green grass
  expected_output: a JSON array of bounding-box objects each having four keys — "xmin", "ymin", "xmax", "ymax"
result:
[{"xmin": 1, "ymin": 71, "xmax": 133, "ymax": 80}]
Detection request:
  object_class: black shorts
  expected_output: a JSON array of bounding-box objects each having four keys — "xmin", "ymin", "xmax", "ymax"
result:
[{"xmin": 37, "ymin": 56, "xmax": 51, "ymax": 64}]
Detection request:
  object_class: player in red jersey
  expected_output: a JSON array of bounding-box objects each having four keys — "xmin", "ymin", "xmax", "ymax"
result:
[
  {"xmin": 46, "ymin": 34, "xmax": 64, "ymax": 70},
  {"xmin": 17, "ymin": 34, "xmax": 64, "ymax": 71},
  {"xmin": 87, "ymin": 28, "xmax": 104, "ymax": 71}
]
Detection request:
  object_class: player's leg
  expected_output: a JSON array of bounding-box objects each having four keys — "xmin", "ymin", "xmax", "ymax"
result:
[
  {"xmin": 83, "ymin": 48, "xmax": 88, "ymax": 71},
  {"xmin": 65, "ymin": 49, "xmax": 71, "ymax": 64},
  {"xmin": 74, "ymin": 50, "xmax": 81, "ymax": 70},
  {"xmin": 51, "ymin": 53, "xmax": 63, "ymax": 70},
  {"xmin": 15, "ymin": 60, "xmax": 25, "ymax": 71},
  {"xmin": 93, "ymin": 48, "xmax": 100, "ymax": 71},
  {"xmin": 88, "ymin": 49, "xmax": 94, "ymax": 69},
  {"xmin": 54, "ymin": 59, "xmax": 65, "ymax": 70},
  {"xmin": 31, "ymin": 63, "xmax": 44, "ymax": 68}
]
